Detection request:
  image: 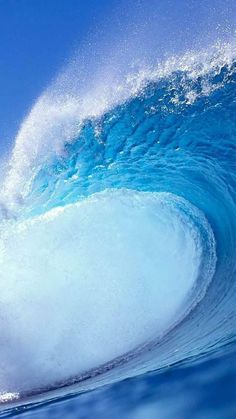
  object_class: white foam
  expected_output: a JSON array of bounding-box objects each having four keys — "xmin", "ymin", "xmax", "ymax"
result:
[
  {"xmin": 0, "ymin": 189, "xmax": 211, "ymax": 393},
  {"xmin": 1, "ymin": 41, "xmax": 236, "ymax": 211}
]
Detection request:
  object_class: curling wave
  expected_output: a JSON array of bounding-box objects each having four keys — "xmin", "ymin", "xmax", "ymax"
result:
[{"xmin": 0, "ymin": 41, "xmax": 235, "ymax": 403}]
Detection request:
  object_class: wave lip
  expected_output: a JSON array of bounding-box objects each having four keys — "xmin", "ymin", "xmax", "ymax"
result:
[{"xmin": 1, "ymin": 41, "xmax": 236, "ymax": 212}]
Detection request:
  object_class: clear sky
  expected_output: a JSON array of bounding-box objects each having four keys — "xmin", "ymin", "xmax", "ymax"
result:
[{"xmin": 0, "ymin": 0, "xmax": 235, "ymax": 153}]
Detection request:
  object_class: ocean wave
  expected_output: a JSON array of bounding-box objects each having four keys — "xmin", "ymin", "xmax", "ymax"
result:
[{"xmin": 0, "ymin": 40, "xmax": 235, "ymax": 404}]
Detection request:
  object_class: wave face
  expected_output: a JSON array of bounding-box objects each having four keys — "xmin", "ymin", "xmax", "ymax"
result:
[{"xmin": 0, "ymin": 43, "xmax": 236, "ymax": 407}]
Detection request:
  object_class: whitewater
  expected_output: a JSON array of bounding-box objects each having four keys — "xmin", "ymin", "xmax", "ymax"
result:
[{"xmin": 0, "ymin": 40, "xmax": 235, "ymax": 416}]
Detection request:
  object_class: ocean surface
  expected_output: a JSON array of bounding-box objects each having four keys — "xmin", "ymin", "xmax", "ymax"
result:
[{"xmin": 0, "ymin": 41, "xmax": 235, "ymax": 417}]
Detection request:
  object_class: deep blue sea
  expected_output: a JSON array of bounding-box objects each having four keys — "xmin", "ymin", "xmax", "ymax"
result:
[{"xmin": 0, "ymin": 42, "xmax": 235, "ymax": 418}]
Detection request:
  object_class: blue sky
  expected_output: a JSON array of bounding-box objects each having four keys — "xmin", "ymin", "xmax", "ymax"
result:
[{"xmin": 0, "ymin": 0, "xmax": 235, "ymax": 152}]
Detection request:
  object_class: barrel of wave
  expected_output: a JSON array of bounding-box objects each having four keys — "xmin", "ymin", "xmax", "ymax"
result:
[{"xmin": 0, "ymin": 188, "xmax": 216, "ymax": 394}]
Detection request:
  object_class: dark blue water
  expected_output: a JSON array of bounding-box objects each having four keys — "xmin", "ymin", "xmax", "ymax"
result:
[
  {"xmin": 0, "ymin": 44, "xmax": 236, "ymax": 417},
  {"xmin": 2, "ymin": 346, "xmax": 236, "ymax": 419}
]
